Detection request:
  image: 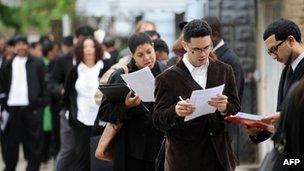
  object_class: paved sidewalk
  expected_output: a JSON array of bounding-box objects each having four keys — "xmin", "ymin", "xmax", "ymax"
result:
[{"xmin": 0, "ymin": 147, "xmax": 259, "ymax": 171}]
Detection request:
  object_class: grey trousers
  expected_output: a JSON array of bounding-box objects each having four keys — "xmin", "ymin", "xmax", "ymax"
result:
[{"xmin": 55, "ymin": 113, "xmax": 75, "ymax": 171}]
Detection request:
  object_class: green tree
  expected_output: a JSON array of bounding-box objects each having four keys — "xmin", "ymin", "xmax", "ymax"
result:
[{"xmin": 0, "ymin": 0, "xmax": 75, "ymax": 34}]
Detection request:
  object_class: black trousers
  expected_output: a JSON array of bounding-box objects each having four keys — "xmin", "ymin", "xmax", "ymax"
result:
[
  {"xmin": 126, "ymin": 155, "xmax": 155, "ymax": 171},
  {"xmin": 72, "ymin": 123, "xmax": 92, "ymax": 171},
  {"xmin": 1, "ymin": 106, "xmax": 42, "ymax": 171}
]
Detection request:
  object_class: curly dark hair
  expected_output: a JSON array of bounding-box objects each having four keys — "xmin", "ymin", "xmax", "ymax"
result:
[
  {"xmin": 263, "ymin": 18, "xmax": 301, "ymax": 42},
  {"xmin": 74, "ymin": 36, "xmax": 104, "ymax": 64}
]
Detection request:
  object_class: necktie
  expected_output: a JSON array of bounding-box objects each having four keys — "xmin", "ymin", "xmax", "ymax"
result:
[{"xmin": 283, "ymin": 65, "xmax": 293, "ymax": 98}]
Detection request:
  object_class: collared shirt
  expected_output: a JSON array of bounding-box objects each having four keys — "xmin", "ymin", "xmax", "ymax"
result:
[
  {"xmin": 291, "ymin": 52, "xmax": 304, "ymax": 71},
  {"xmin": 7, "ymin": 56, "xmax": 29, "ymax": 106},
  {"xmin": 212, "ymin": 39, "xmax": 224, "ymax": 52},
  {"xmin": 182, "ymin": 53, "xmax": 209, "ymax": 89},
  {"xmin": 75, "ymin": 60, "xmax": 104, "ymax": 126}
]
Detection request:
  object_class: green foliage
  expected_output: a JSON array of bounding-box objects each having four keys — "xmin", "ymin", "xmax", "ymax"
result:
[{"xmin": 0, "ymin": 0, "xmax": 75, "ymax": 34}]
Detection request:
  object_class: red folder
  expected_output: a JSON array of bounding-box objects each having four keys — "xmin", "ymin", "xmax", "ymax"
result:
[{"xmin": 224, "ymin": 115, "xmax": 270, "ymax": 130}]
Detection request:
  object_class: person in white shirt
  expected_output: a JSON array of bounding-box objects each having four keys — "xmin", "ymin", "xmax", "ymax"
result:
[
  {"xmin": 62, "ymin": 36, "xmax": 109, "ymax": 171},
  {"xmin": 0, "ymin": 35, "xmax": 47, "ymax": 171}
]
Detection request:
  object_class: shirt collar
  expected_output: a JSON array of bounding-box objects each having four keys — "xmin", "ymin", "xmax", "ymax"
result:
[
  {"xmin": 182, "ymin": 53, "xmax": 209, "ymax": 73},
  {"xmin": 291, "ymin": 52, "xmax": 304, "ymax": 71},
  {"xmin": 212, "ymin": 39, "xmax": 224, "ymax": 52},
  {"xmin": 78, "ymin": 60, "xmax": 104, "ymax": 72}
]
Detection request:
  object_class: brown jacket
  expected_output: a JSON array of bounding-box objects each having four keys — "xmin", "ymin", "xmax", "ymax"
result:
[{"xmin": 153, "ymin": 58, "xmax": 240, "ymax": 171}]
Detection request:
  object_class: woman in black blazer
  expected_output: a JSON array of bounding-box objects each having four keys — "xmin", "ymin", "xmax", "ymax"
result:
[
  {"xmin": 63, "ymin": 36, "xmax": 109, "ymax": 171},
  {"xmin": 98, "ymin": 32, "xmax": 166, "ymax": 171}
]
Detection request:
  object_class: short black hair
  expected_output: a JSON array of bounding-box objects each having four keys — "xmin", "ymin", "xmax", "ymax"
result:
[
  {"xmin": 62, "ymin": 35, "xmax": 73, "ymax": 46},
  {"xmin": 183, "ymin": 19, "xmax": 212, "ymax": 42},
  {"xmin": 202, "ymin": 16, "xmax": 222, "ymax": 37},
  {"xmin": 128, "ymin": 32, "xmax": 153, "ymax": 54},
  {"xmin": 103, "ymin": 36, "xmax": 115, "ymax": 48},
  {"xmin": 153, "ymin": 38, "xmax": 169, "ymax": 54},
  {"xmin": 144, "ymin": 30, "xmax": 161, "ymax": 39},
  {"xmin": 30, "ymin": 42, "xmax": 41, "ymax": 49},
  {"xmin": 75, "ymin": 25, "xmax": 95, "ymax": 38},
  {"xmin": 14, "ymin": 35, "xmax": 28, "ymax": 45},
  {"xmin": 42, "ymin": 42, "xmax": 55, "ymax": 56},
  {"xmin": 263, "ymin": 18, "xmax": 301, "ymax": 42}
]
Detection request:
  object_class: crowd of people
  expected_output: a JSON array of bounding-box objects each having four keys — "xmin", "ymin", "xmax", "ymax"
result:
[{"xmin": 0, "ymin": 16, "xmax": 303, "ymax": 171}]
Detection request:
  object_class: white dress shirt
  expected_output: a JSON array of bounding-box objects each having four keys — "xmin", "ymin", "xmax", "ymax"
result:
[
  {"xmin": 212, "ymin": 39, "xmax": 224, "ymax": 52},
  {"xmin": 182, "ymin": 53, "xmax": 209, "ymax": 89},
  {"xmin": 291, "ymin": 52, "xmax": 304, "ymax": 71},
  {"xmin": 7, "ymin": 56, "xmax": 29, "ymax": 106},
  {"xmin": 75, "ymin": 60, "xmax": 104, "ymax": 126}
]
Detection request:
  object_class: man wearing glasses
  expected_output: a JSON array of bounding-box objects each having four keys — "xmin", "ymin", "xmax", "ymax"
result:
[
  {"xmin": 247, "ymin": 18, "xmax": 304, "ymax": 143},
  {"xmin": 153, "ymin": 19, "xmax": 240, "ymax": 171}
]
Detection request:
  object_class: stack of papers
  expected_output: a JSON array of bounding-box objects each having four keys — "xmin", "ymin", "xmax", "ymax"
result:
[
  {"xmin": 184, "ymin": 84, "xmax": 225, "ymax": 122},
  {"xmin": 224, "ymin": 112, "xmax": 269, "ymax": 130},
  {"xmin": 121, "ymin": 67, "xmax": 155, "ymax": 102}
]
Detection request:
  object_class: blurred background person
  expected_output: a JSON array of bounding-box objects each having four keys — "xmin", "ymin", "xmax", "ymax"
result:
[
  {"xmin": 48, "ymin": 25, "xmax": 95, "ymax": 171},
  {"xmin": 0, "ymin": 35, "xmax": 47, "ymax": 171},
  {"xmin": 62, "ymin": 36, "xmax": 109, "ymax": 171},
  {"xmin": 29, "ymin": 42, "xmax": 43, "ymax": 59}
]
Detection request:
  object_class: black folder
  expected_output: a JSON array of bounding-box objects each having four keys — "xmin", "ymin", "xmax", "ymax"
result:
[{"xmin": 99, "ymin": 83, "xmax": 131, "ymax": 102}]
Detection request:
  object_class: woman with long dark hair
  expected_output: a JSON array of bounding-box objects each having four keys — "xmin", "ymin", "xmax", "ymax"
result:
[{"xmin": 63, "ymin": 36, "xmax": 109, "ymax": 170}]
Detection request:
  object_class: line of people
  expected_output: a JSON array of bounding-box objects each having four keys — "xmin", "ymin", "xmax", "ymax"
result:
[{"xmin": 0, "ymin": 16, "xmax": 302, "ymax": 171}]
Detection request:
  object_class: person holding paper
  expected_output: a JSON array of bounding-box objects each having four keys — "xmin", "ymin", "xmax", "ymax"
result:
[
  {"xmin": 246, "ymin": 18, "xmax": 304, "ymax": 143},
  {"xmin": 153, "ymin": 19, "xmax": 240, "ymax": 171},
  {"xmin": 97, "ymin": 32, "xmax": 166, "ymax": 171}
]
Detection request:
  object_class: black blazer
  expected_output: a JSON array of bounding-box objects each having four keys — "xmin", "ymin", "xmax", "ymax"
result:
[
  {"xmin": 215, "ymin": 43, "xmax": 245, "ymax": 102},
  {"xmin": 47, "ymin": 53, "xmax": 74, "ymax": 98},
  {"xmin": 0, "ymin": 55, "xmax": 47, "ymax": 110},
  {"xmin": 98, "ymin": 60, "xmax": 166, "ymax": 171},
  {"xmin": 250, "ymin": 57, "xmax": 304, "ymax": 143},
  {"xmin": 153, "ymin": 58, "xmax": 240, "ymax": 171},
  {"xmin": 63, "ymin": 60, "xmax": 110, "ymax": 126}
]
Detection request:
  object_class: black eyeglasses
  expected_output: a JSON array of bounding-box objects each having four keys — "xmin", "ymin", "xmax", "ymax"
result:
[
  {"xmin": 267, "ymin": 39, "xmax": 286, "ymax": 55},
  {"xmin": 187, "ymin": 44, "xmax": 213, "ymax": 55}
]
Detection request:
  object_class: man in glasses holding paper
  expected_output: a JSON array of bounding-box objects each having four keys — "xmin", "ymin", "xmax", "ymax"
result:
[
  {"xmin": 153, "ymin": 19, "xmax": 240, "ymax": 171},
  {"xmin": 246, "ymin": 18, "xmax": 304, "ymax": 143}
]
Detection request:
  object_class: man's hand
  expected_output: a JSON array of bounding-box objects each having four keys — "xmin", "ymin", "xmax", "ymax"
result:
[
  {"xmin": 208, "ymin": 94, "xmax": 228, "ymax": 113},
  {"xmin": 261, "ymin": 113, "xmax": 280, "ymax": 125},
  {"xmin": 175, "ymin": 98, "xmax": 196, "ymax": 117},
  {"xmin": 125, "ymin": 91, "xmax": 141, "ymax": 109}
]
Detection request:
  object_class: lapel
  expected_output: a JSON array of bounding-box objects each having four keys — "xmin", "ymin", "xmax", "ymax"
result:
[
  {"xmin": 175, "ymin": 59, "xmax": 202, "ymax": 91},
  {"xmin": 206, "ymin": 59, "xmax": 219, "ymax": 89}
]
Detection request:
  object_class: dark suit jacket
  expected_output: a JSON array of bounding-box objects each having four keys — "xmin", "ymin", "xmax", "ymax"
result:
[
  {"xmin": 47, "ymin": 53, "xmax": 74, "ymax": 98},
  {"xmin": 250, "ymin": 57, "xmax": 304, "ymax": 144},
  {"xmin": 0, "ymin": 55, "xmax": 47, "ymax": 110},
  {"xmin": 215, "ymin": 43, "xmax": 245, "ymax": 102},
  {"xmin": 98, "ymin": 60, "xmax": 166, "ymax": 171},
  {"xmin": 153, "ymin": 58, "xmax": 240, "ymax": 171}
]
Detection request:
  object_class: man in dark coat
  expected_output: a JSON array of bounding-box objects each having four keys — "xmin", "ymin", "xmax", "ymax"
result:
[
  {"xmin": 247, "ymin": 18, "xmax": 304, "ymax": 143},
  {"xmin": 153, "ymin": 19, "xmax": 240, "ymax": 171},
  {"xmin": 0, "ymin": 36, "xmax": 47, "ymax": 171}
]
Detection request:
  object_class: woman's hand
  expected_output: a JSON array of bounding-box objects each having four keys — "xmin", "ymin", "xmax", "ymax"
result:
[{"xmin": 125, "ymin": 91, "xmax": 141, "ymax": 109}]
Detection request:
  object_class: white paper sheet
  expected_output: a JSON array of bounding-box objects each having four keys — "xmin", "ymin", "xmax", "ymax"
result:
[
  {"xmin": 185, "ymin": 84, "xmax": 225, "ymax": 122},
  {"xmin": 235, "ymin": 112, "xmax": 264, "ymax": 121},
  {"xmin": 121, "ymin": 67, "xmax": 155, "ymax": 102}
]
